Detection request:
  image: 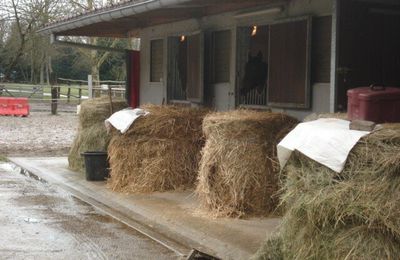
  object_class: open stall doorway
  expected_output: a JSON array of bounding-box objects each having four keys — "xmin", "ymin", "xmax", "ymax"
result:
[
  {"xmin": 237, "ymin": 25, "xmax": 269, "ymax": 107},
  {"xmin": 167, "ymin": 33, "xmax": 204, "ymax": 104}
]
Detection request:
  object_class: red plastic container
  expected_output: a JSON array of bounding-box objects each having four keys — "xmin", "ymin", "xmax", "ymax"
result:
[{"xmin": 347, "ymin": 85, "xmax": 400, "ymax": 123}]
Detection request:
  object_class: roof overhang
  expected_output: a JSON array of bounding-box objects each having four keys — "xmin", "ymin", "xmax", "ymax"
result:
[{"xmin": 38, "ymin": 0, "xmax": 287, "ymax": 38}]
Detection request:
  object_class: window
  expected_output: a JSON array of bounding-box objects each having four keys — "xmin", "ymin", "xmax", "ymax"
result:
[
  {"xmin": 150, "ymin": 39, "xmax": 164, "ymax": 82},
  {"xmin": 211, "ymin": 30, "xmax": 231, "ymax": 83},
  {"xmin": 268, "ymin": 17, "xmax": 312, "ymax": 108}
]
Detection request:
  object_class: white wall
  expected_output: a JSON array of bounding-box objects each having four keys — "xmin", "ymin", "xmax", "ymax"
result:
[
  {"xmin": 272, "ymin": 83, "xmax": 331, "ymax": 120},
  {"xmin": 135, "ymin": 0, "xmax": 333, "ymax": 119}
]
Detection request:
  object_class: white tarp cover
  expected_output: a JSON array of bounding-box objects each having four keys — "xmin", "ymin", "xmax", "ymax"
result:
[
  {"xmin": 277, "ymin": 118, "xmax": 371, "ymax": 173},
  {"xmin": 105, "ymin": 108, "xmax": 149, "ymax": 134}
]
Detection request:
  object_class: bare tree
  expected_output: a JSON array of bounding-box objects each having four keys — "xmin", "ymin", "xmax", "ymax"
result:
[
  {"xmin": 69, "ymin": 0, "xmax": 121, "ymax": 85},
  {"xmin": 0, "ymin": 0, "xmax": 67, "ymax": 82},
  {"xmin": 1, "ymin": 0, "xmax": 34, "ymax": 80}
]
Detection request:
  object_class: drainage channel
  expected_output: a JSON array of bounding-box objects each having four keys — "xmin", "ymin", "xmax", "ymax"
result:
[{"xmin": 4, "ymin": 162, "xmax": 204, "ymax": 259}]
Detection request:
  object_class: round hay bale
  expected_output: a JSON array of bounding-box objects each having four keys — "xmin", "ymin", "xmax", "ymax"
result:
[
  {"xmin": 68, "ymin": 97, "xmax": 128, "ymax": 172},
  {"xmin": 79, "ymin": 96, "xmax": 127, "ymax": 129},
  {"xmin": 251, "ymin": 236, "xmax": 283, "ymax": 260},
  {"xmin": 68, "ymin": 123, "xmax": 110, "ymax": 172},
  {"xmin": 196, "ymin": 110, "xmax": 299, "ymax": 218},
  {"xmin": 258, "ymin": 124, "xmax": 400, "ymax": 259},
  {"xmin": 107, "ymin": 105, "xmax": 207, "ymax": 193}
]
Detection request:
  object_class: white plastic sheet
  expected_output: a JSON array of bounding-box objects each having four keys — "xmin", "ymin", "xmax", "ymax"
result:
[
  {"xmin": 105, "ymin": 108, "xmax": 149, "ymax": 134},
  {"xmin": 277, "ymin": 118, "xmax": 370, "ymax": 173}
]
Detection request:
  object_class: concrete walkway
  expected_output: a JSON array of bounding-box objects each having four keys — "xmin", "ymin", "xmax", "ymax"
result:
[
  {"xmin": 9, "ymin": 157, "xmax": 280, "ymax": 260},
  {"xmin": 0, "ymin": 163, "xmax": 178, "ymax": 260}
]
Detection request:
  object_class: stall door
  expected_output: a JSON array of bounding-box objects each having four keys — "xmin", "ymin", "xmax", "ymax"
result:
[
  {"xmin": 167, "ymin": 33, "xmax": 204, "ymax": 104},
  {"xmin": 186, "ymin": 33, "xmax": 204, "ymax": 103},
  {"xmin": 337, "ymin": 0, "xmax": 400, "ymax": 111},
  {"xmin": 210, "ymin": 30, "xmax": 234, "ymax": 111},
  {"xmin": 236, "ymin": 26, "xmax": 269, "ymax": 107},
  {"xmin": 167, "ymin": 36, "xmax": 186, "ymax": 101}
]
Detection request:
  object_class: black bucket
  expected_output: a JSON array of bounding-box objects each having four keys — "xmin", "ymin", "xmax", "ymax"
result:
[{"xmin": 81, "ymin": 151, "xmax": 109, "ymax": 181}]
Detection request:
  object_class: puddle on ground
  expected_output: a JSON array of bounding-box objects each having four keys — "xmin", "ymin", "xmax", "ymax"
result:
[
  {"xmin": 13, "ymin": 194, "xmax": 68, "ymax": 207},
  {"xmin": 0, "ymin": 162, "xmax": 18, "ymax": 172},
  {"xmin": 83, "ymin": 212, "xmax": 114, "ymax": 224},
  {"xmin": 24, "ymin": 217, "xmax": 41, "ymax": 224},
  {"xmin": 0, "ymin": 161, "xmax": 180, "ymax": 259},
  {"xmin": 0, "ymin": 162, "xmax": 46, "ymax": 183}
]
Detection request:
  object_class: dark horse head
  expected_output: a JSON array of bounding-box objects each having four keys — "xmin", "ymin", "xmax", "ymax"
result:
[{"xmin": 240, "ymin": 51, "xmax": 268, "ymax": 96}]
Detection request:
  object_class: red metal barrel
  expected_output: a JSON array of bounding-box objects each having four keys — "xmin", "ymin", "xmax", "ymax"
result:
[{"xmin": 347, "ymin": 85, "xmax": 400, "ymax": 123}]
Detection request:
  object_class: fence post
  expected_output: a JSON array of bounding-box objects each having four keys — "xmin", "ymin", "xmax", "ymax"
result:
[
  {"xmin": 50, "ymin": 74, "xmax": 58, "ymax": 115},
  {"xmin": 78, "ymin": 82, "xmax": 82, "ymax": 104},
  {"xmin": 108, "ymin": 85, "xmax": 114, "ymax": 114},
  {"xmin": 67, "ymin": 82, "xmax": 71, "ymax": 103},
  {"xmin": 88, "ymin": 74, "xmax": 93, "ymax": 99}
]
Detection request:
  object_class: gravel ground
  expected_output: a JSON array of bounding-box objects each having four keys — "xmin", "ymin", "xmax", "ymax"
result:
[{"xmin": 0, "ymin": 112, "xmax": 78, "ymax": 156}]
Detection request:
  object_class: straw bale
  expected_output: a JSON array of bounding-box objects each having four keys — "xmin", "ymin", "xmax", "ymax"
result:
[
  {"xmin": 196, "ymin": 110, "xmax": 299, "ymax": 218},
  {"xmin": 68, "ymin": 97, "xmax": 127, "ymax": 172},
  {"xmin": 251, "ymin": 236, "xmax": 283, "ymax": 260},
  {"xmin": 68, "ymin": 123, "xmax": 110, "ymax": 172},
  {"xmin": 303, "ymin": 112, "xmax": 348, "ymax": 122},
  {"xmin": 253, "ymin": 124, "xmax": 400, "ymax": 259},
  {"xmin": 107, "ymin": 105, "xmax": 207, "ymax": 193},
  {"xmin": 79, "ymin": 96, "xmax": 127, "ymax": 129}
]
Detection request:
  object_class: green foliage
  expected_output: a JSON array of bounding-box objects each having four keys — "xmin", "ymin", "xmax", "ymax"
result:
[
  {"xmin": 52, "ymin": 46, "xmax": 91, "ymax": 80},
  {"xmin": 100, "ymin": 52, "xmax": 126, "ymax": 81}
]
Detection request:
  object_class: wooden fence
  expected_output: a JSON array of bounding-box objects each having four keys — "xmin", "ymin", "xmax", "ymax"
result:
[{"xmin": 0, "ymin": 76, "xmax": 126, "ymax": 104}]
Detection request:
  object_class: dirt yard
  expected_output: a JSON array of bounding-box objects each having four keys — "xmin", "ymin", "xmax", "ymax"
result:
[{"xmin": 0, "ymin": 112, "xmax": 78, "ymax": 156}]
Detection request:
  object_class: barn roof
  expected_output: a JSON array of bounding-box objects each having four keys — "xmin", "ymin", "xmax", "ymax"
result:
[{"xmin": 38, "ymin": 0, "xmax": 286, "ymax": 38}]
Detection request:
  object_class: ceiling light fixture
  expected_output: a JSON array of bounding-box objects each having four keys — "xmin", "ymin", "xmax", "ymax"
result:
[{"xmin": 251, "ymin": 25, "xmax": 257, "ymax": 37}]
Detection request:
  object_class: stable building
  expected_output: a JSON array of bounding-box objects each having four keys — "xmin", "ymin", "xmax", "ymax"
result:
[{"xmin": 39, "ymin": 0, "xmax": 400, "ymax": 119}]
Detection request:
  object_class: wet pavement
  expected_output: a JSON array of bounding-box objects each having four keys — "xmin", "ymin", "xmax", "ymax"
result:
[{"xmin": 0, "ymin": 162, "xmax": 179, "ymax": 260}]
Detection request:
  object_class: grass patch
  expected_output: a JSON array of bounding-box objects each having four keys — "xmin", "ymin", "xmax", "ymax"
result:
[{"xmin": 0, "ymin": 155, "xmax": 8, "ymax": 162}]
